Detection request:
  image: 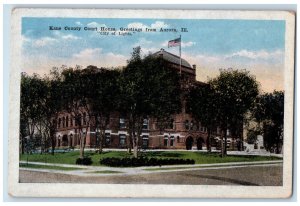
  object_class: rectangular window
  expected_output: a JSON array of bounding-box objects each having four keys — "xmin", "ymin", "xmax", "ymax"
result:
[
  {"xmin": 119, "ymin": 118, "xmax": 126, "ymax": 129},
  {"xmin": 164, "ymin": 136, "xmax": 168, "ymax": 146},
  {"xmin": 119, "ymin": 134, "xmax": 126, "ymax": 146},
  {"xmin": 70, "ymin": 117, "xmax": 73, "ymax": 126},
  {"xmin": 166, "ymin": 119, "xmax": 174, "ymax": 129},
  {"xmin": 105, "ymin": 133, "xmax": 111, "ymax": 146},
  {"xmin": 170, "ymin": 136, "xmax": 175, "ymax": 146},
  {"xmin": 142, "ymin": 135, "xmax": 149, "ymax": 148}
]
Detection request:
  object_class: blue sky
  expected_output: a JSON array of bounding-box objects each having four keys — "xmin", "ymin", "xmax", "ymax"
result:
[{"xmin": 22, "ymin": 17, "xmax": 286, "ymax": 92}]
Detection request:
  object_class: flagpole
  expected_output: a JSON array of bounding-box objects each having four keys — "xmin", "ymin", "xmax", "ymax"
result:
[{"xmin": 179, "ymin": 35, "xmax": 182, "ymax": 76}]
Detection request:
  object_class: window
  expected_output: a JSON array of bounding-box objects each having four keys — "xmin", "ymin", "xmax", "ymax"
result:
[
  {"xmin": 190, "ymin": 121, "xmax": 195, "ymax": 130},
  {"xmin": 66, "ymin": 116, "xmax": 69, "ymax": 127},
  {"xmin": 164, "ymin": 136, "xmax": 168, "ymax": 146},
  {"xmin": 166, "ymin": 119, "xmax": 174, "ymax": 129},
  {"xmin": 185, "ymin": 120, "xmax": 190, "ymax": 130},
  {"xmin": 170, "ymin": 136, "xmax": 175, "ymax": 146},
  {"xmin": 177, "ymin": 136, "xmax": 180, "ymax": 143},
  {"xmin": 119, "ymin": 134, "xmax": 126, "ymax": 146},
  {"xmin": 105, "ymin": 133, "xmax": 111, "ymax": 146},
  {"xmin": 75, "ymin": 115, "xmax": 79, "ymax": 126},
  {"xmin": 142, "ymin": 135, "xmax": 149, "ymax": 148},
  {"xmin": 142, "ymin": 119, "xmax": 149, "ymax": 130},
  {"xmin": 70, "ymin": 117, "xmax": 73, "ymax": 126},
  {"xmin": 62, "ymin": 117, "xmax": 65, "ymax": 128},
  {"xmin": 119, "ymin": 117, "xmax": 126, "ymax": 129}
]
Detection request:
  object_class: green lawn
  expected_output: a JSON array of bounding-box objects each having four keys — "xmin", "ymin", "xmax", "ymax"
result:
[
  {"xmin": 20, "ymin": 151, "xmax": 282, "ymax": 167},
  {"xmin": 19, "ymin": 163, "xmax": 83, "ymax": 171}
]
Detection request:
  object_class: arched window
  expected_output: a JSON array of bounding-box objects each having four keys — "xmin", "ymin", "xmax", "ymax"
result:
[
  {"xmin": 142, "ymin": 118, "xmax": 149, "ymax": 130},
  {"xmin": 70, "ymin": 116, "xmax": 73, "ymax": 126},
  {"xmin": 58, "ymin": 118, "xmax": 61, "ymax": 128}
]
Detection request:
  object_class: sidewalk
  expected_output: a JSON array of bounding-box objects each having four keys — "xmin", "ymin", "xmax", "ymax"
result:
[{"xmin": 19, "ymin": 159, "xmax": 283, "ymax": 177}]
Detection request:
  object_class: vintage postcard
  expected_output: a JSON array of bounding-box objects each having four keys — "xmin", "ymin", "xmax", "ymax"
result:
[{"xmin": 9, "ymin": 9, "xmax": 295, "ymax": 198}]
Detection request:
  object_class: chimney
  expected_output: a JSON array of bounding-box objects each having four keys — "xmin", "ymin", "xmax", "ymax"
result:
[{"xmin": 192, "ymin": 64, "xmax": 196, "ymax": 70}]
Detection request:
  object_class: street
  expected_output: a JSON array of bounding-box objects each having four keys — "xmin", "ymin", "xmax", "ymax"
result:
[{"xmin": 19, "ymin": 164, "xmax": 282, "ymax": 186}]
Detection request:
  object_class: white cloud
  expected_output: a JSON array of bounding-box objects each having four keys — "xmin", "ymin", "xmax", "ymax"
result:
[
  {"xmin": 23, "ymin": 48, "xmax": 128, "ymax": 76},
  {"xmin": 225, "ymin": 49, "xmax": 284, "ymax": 61},
  {"xmin": 71, "ymin": 48, "xmax": 127, "ymax": 67},
  {"xmin": 61, "ymin": 34, "xmax": 81, "ymax": 40},
  {"xmin": 75, "ymin": 21, "xmax": 83, "ymax": 26},
  {"xmin": 182, "ymin": 41, "xmax": 196, "ymax": 48},
  {"xmin": 181, "ymin": 50, "xmax": 284, "ymax": 92},
  {"xmin": 32, "ymin": 37, "xmax": 58, "ymax": 47},
  {"xmin": 133, "ymin": 38, "xmax": 153, "ymax": 47},
  {"xmin": 22, "ymin": 31, "xmax": 81, "ymax": 48},
  {"xmin": 161, "ymin": 40, "xmax": 196, "ymax": 48},
  {"xmin": 72, "ymin": 48, "xmax": 102, "ymax": 59},
  {"xmin": 87, "ymin": 22, "xmax": 106, "ymax": 28},
  {"xmin": 150, "ymin": 21, "xmax": 169, "ymax": 29},
  {"xmin": 127, "ymin": 21, "xmax": 169, "ymax": 30}
]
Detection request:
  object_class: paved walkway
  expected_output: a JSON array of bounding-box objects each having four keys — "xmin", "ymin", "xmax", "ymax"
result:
[{"xmin": 20, "ymin": 160, "xmax": 283, "ymax": 177}]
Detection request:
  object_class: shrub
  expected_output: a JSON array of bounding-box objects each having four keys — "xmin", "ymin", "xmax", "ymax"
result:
[
  {"xmin": 76, "ymin": 157, "xmax": 93, "ymax": 165},
  {"xmin": 99, "ymin": 157, "xmax": 195, "ymax": 167}
]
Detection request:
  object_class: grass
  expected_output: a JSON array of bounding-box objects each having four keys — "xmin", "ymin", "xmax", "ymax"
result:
[
  {"xmin": 86, "ymin": 170, "xmax": 123, "ymax": 174},
  {"xmin": 19, "ymin": 163, "xmax": 83, "ymax": 171},
  {"xmin": 20, "ymin": 150, "xmax": 282, "ymax": 167}
]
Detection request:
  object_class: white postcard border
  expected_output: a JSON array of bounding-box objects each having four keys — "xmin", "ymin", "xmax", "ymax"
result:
[{"xmin": 8, "ymin": 8, "xmax": 295, "ymax": 198}]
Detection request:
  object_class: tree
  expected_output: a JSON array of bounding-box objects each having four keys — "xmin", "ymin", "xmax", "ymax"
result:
[
  {"xmin": 253, "ymin": 91, "xmax": 284, "ymax": 153},
  {"xmin": 20, "ymin": 73, "xmax": 47, "ymax": 154},
  {"xmin": 61, "ymin": 66, "xmax": 93, "ymax": 159},
  {"xmin": 210, "ymin": 69, "xmax": 259, "ymax": 156},
  {"xmin": 118, "ymin": 47, "xmax": 181, "ymax": 157},
  {"xmin": 40, "ymin": 67, "xmax": 64, "ymax": 155},
  {"xmin": 187, "ymin": 83, "xmax": 218, "ymax": 152},
  {"xmin": 85, "ymin": 65, "xmax": 121, "ymax": 153}
]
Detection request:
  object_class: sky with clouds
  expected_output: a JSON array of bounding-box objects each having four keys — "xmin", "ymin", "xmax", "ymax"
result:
[{"xmin": 22, "ymin": 18, "xmax": 286, "ymax": 93}]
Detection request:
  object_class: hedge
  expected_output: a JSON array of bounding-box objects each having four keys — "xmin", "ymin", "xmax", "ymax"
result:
[
  {"xmin": 100, "ymin": 157, "xmax": 195, "ymax": 167},
  {"xmin": 76, "ymin": 157, "xmax": 93, "ymax": 165}
]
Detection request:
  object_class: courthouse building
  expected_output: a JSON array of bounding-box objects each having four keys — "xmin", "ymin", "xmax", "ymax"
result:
[{"xmin": 55, "ymin": 49, "xmax": 222, "ymax": 150}]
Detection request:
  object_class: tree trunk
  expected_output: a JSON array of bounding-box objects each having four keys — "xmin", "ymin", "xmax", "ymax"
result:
[
  {"xmin": 79, "ymin": 131, "xmax": 85, "ymax": 158},
  {"xmin": 220, "ymin": 137, "xmax": 224, "ymax": 158},
  {"xmin": 98, "ymin": 130, "xmax": 105, "ymax": 154},
  {"xmin": 206, "ymin": 127, "xmax": 211, "ymax": 153},
  {"xmin": 224, "ymin": 127, "xmax": 228, "ymax": 156},
  {"xmin": 21, "ymin": 136, "xmax": 25, "ymax": 154},
  {"xmin": 133, "ymin": 144, "xmax": 138, "ymax": 158}
]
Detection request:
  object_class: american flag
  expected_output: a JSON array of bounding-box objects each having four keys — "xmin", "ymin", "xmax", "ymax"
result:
[{"xmin": 168, "ymin": 37, "xmax": 181, "ymax": 48}]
